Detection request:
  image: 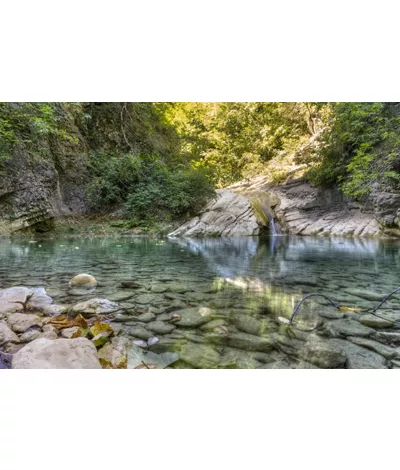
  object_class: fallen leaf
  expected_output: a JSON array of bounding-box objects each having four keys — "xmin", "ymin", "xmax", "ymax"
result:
[
  {"xmin": 92, "ymin": 331, "xmax": 112, "ymax": 348},
  {"xmin": 339, "ymin": 306, "xmax": 361, "ymax": 313},
  {"xmin": 90, "ymin": 322, "xmax": 114, "ymax": 338}
]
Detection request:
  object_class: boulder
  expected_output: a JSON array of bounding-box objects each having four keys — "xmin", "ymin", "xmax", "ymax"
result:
[
  {"xmin": 12, "ymin": 338, "xmax": 101, "ymax": 369},
  {"xmin": 168, "ymin": 189, "xmax": 261, "ymax": 237},
  {"xmin": 7, "ymin": 313, "xmax": 43, "ymax": 333},
  {"xmin": 69, "ymin": 274, "xmax": 97, "ymax": 289},
  {"xmin": 0, "ymin": 321, "xmax": 20, "ymax": 345},
  {"xmin": 0, "ymin": 286, "xmax": 52, "ymax": 315}
]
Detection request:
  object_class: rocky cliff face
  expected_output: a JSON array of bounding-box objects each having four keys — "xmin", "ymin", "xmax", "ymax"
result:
[
  {"xmin": 0, "ymin": 146, "xmax": 89, "ymax": 234},
  {"xmin": 230, "ymin": 176, "xmax": 400, "ymax": 238},
  {"xmin": 168, "ymin": 189, "xmax": 261, "ymax": 237}
]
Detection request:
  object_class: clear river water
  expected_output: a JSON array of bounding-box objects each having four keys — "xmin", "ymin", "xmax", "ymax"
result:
[{"xmin": 2, "ymin": 235, "xmax": 400, "ymax": 368}]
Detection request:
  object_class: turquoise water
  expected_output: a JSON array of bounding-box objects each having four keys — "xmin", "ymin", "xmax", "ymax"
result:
[{"xmin": 1, "ymin": 235, "xmax": 400, "ymax": 368}]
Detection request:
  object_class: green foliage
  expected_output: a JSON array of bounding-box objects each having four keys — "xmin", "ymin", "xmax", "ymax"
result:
[
  {"xmin": 86, "ymin": 151, "xmax": 142, "ymax": 206},
  {"xmin": 86, "ymin": 150, "xmax": 214, "ymax": 222},
  {"xmin": 126, "ymin": 164, "xmax": 214, "ymax": 220},
  {"xmin": 0, "ymin": 102, "xmax": 75, "ymax": 161},
  {"xmin": 164, "ymin": 102, "xmax": 319, "ymax": 186},
  {"xmin": 307, "ymin": 103, "xmax": 400, "ymax": 198}
]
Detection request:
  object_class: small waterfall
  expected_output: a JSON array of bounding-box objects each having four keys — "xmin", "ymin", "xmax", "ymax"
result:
[
  {"xmin": 270, "ymin": 218, "xmax": 277, "ymax": 236},
  {"xmin": 269, "ymin": 217, "xmax": 282, "ymax": 236}
]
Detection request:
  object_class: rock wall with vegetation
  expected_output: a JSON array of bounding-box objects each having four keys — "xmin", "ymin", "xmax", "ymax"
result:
[
  {"xmin": 0, "ymin": 103, "xmax": 214, "ymax": 234},
  {"xmin": 1, "ymin": 102, "xmax": 400, "ymax": 237}
]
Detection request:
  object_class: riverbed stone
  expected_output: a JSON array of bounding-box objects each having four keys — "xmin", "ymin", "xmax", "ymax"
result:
[
  {"xmin": 179, "ymin": 342, "xmax": 221, "ymax": 368},
  {"xmin": 135, "ymin": 294, "xmax": 164, "ymax": 305},
  {"xmin": 328, "ymin": 338, "xmax": 388, "ymax": 369},
  {"xmin": 37, "ymin": 303, "xmax": 68, "ymax": 316},
  {"xmin": 343, "ymin": 289, "xmax": 384, "ymax": 302},
  {"xmin": 0, "ymin": 286, "xmax": 51, "ymax": 315},
  {"xmin": 320, "ymin": 319, "xmax": 374, "ymax": 338},
  {"xmin": 98, "ymin": 337, "xmax": 130, "ymax": 368},
  {"xmin": 218, "ymin": 348, "xmax": 261, "ymax": 369},
  {"xmin": 150, "ymin": 284, "xmax": 168, "ymax": 293},
  {"xmin": 347, "ymin": 336, "xmax": 398, "ymax": 359},
  {"xmin": 136, "ymin": 312, "xmax": 156, "ymax": 323},
  {"xmin": 359, "ymin": 314, "xmax": 394, "ymax": 328},
  {"xmin": 186, "ymin": 292, "xmax": 206, "ymax": 302},
  {"xmin": 69, "ymin": 298, "xmax": 121, "ymax": 317},
  {"xmin": 0, "ymin": 321, "xmax": 20, "ymax": 345},
  {"xmin": 170, "ymin": 307, "xmax": 213, "ymax": 327},
  {"xmin": 147, "ymin": 321, "xmax": 176, "ymax": 335},
  {"xmin": 318, "ymin": 309, "xmax": 345, "ymax": 320},
  {"xmin": 12, "ymin": 338, "xmax": 102, "ymax": 369},
  {"xmin": 69, "ymin": 274, "xmax": 97, "ymax": 289},
  {"xmin": 107, "ymin": 291, "xmax": 135, "ymax": 302},
  {"xmin": 299, "ymin": 334, "xmax": 347, "ymax": 368},
  {"xmin": 7, "ymin": 313, "xmax": 43, "ymax": 333},
  {"xmin": 126, "ymin": 326, "xmax": 153, "ymax": 340},
  {"xmin": 19, "ymin": 329, "xmax": 42, "ymax": 343},
  {"xmin": 227, "ymin": 332, "xmax": 275, "ymax": 352},
  {"xmin": 200, "ymin": 319, "xmax": 227, "ymax": 331},
  {"xmin": 372, "ymin": 331, "xmax": 400, "ymax": 346},
  {"xmin": 61, "ymin": 327, "xmax": 80, "ymax": 339},
  {"xmin": 165, "ymin": 283, "xmax": 191, "ymax": 294},
  {"xmin": 231, "ymin": 313, "xmax": 276, "ymax": 336},
  {"xmin": 39, "ymin": 330, "xmax": 58, "ymax": 340}
]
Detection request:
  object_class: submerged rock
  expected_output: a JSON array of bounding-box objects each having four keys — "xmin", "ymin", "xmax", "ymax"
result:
[
  {"xmin": 320, "ymin": 319, "xmax": 374, "ymax": 338},
  {"xmin": 147, "ymin": 321, "xmax": 176, "ymax": 335},
  {"xmin": 328, "ymin": 338, "xmax": 388, "ymax": 369},
  {"xmin": 219, "ymin": 348, "xmax": 261, "ymax": 369},
  {"xmin": 372, "ymin": 331, "xmax": 400, "ymax": 346},
  {"xmin": 231, "ymin": 313, "xmax": 277, "ymax": 336},
  {"xmin": 12, "ymin": 338, "xmax": 101, "ymax": 369},
  {"xmin": 299, "ymin": 334, "xmax": 347, "ymax": 368},
  {"xmin": 179, "ymin": 342, "xmax": 221, "ymax": 368},
  {"xmin": 347, "ymin": 336, "xmax": 398, "ymax": 359},
  {"xmin": 69, "ymin": 274, "xmax": 97, "ymax": 289},
  {"xmin": 359, "ymin": 314, "xmax": 394, "ymax": 329},
  {"xmin": 135, "ymin": 293, "xmax": 164, "ymax": 305},
  {"xmin": 69, "ymin": 298, "xmax": 121, "ymax": 317},
  {"xmin": 227, "ymin": 332, "xmax": 275, "ymax": 352},
  {"xmin": 170, "ymin": 307, "xmax": 213, "ymax": 327},
  {"xmin": 343, "ymin": 289, "xmax": 384, "ymax": 302}
]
